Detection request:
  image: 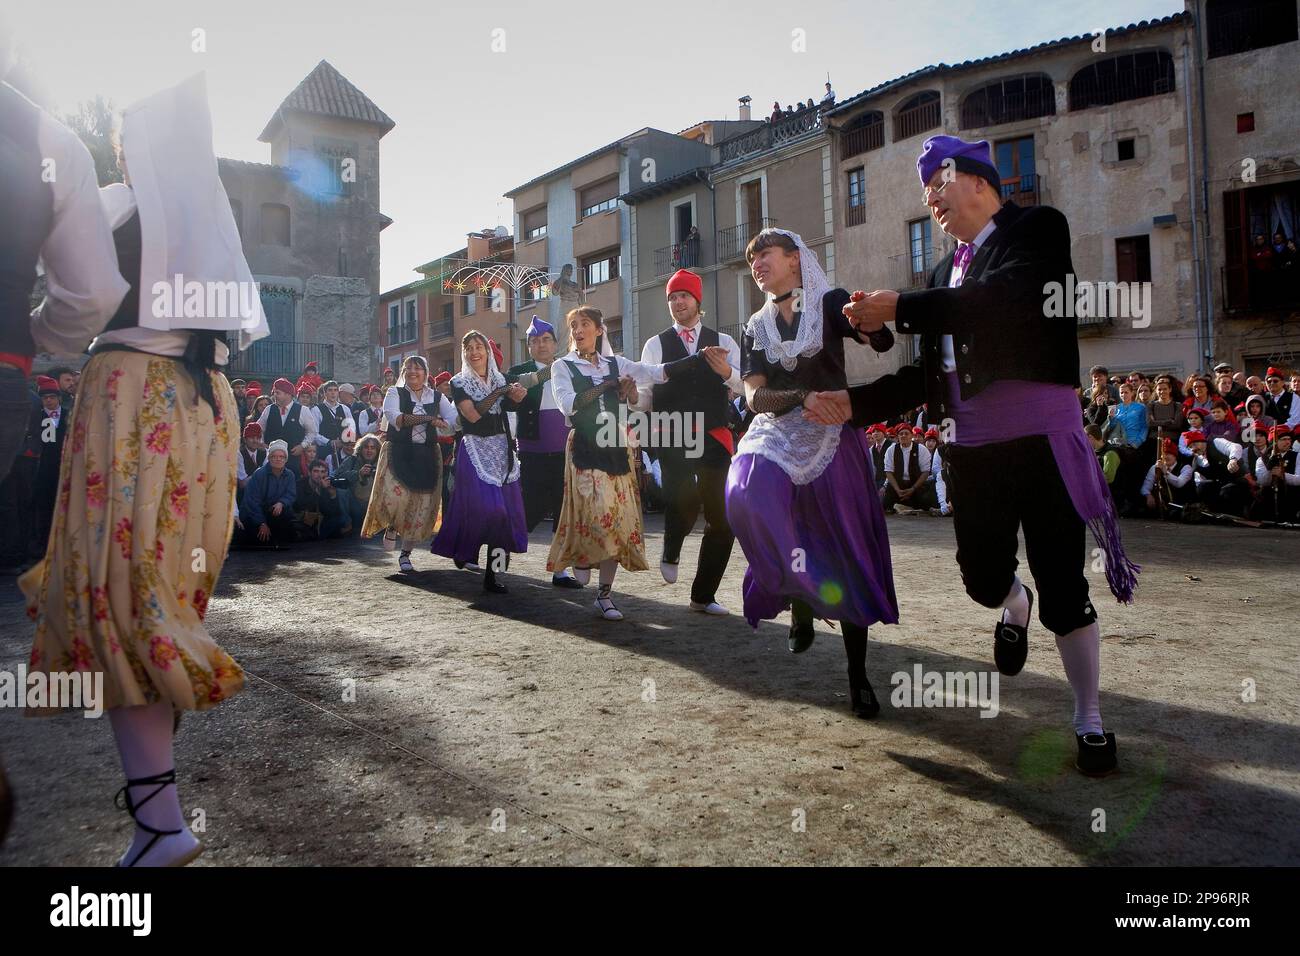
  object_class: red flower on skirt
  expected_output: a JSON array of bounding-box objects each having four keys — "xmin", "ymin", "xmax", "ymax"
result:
[
  {"xmin": 145, "ymin": 422, "xmax": 172, "ymax": 455},
  {"xmin": 600, "ymin": 512, "xmax": 615, "ymax": 530},
  {"xmin": 70, "ymin": 420, "xmax": 86, "ymax": 455},
  {"xmin": 106, "ymin": 368, "xmax": 123, "ymax": 401},
  {"xmin": 85, "ymin": 471, "xmax": 107, "ymax": 508},
  {"xmin": 91, "ymin": 585, "xmax": 109, "ymax": 621},
  {"xmin": 70, "ymin": 637, "xmax": 93, "ymax": 671},
  {"xmin": 149, "ymin": 634, "xmax": 179, "ymax": 670},
  {"xmin": 169, "ymin": 481, "xmax": 189, "ymax": 517},
  {"xmin": 113, "ymin": 518, "xmax": 132, "ymax": 558},
  {"xmin": 155, "ymin": 539, "xmax": 165, "ymax": 562},
  {"xmin": 193, "ymin": 589, "xmax": 210, "ymax": 619}
]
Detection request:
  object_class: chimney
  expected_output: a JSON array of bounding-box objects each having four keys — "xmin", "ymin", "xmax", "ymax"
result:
[
  {"xmin": 467, "ymin": 231, "xmax": 491, "ymax": 261},
  {"xmin": 738, "ymin": 95, "xmax": 752, "ymax": 122}
]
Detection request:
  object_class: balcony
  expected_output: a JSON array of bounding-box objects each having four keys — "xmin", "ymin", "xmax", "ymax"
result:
[
  {"xmin": 888, "ymin": 246, "xmax": 949, "ymax": 290},
  {"xmin": 226, "ymin": 339, "xmax": 334, "ymax": 381},
  {"xmin": 719, "ymin": 108, "xmax": 824, "ymax": 164},
  {"xmin": 845, "ymin": 201, "xmax": 867, "ymax": 228},
  {"xmin": 1076, "ymin": 312, "xmax": 1113, "ymax": 335},
  {"xmin": 840, "ymin": 119, "xmax": 884, "ymax": 161},
  {"xmin": 654, "ymin": 237, "xmax": 709, "ymax": 277},
  {"xmin": 717, "ymin": 218, "xmax": 777, "ymax": 262},
  {"xmin": 1001, "ymin": 172, "xmax": 1042, "ymax": 208},
  {"xmin": 427, "ymin": 316, "xmax": 454, "ymax": 342}
]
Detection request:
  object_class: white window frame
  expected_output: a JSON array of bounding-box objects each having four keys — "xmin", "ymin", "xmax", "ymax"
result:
[{"xmin": 669, "ymin": 195, "xmax": 697, "ymax": 245}]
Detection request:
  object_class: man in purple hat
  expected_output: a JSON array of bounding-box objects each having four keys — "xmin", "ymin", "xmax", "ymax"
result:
[
  {"xmin": 506, "ymin": 316, "xmax": 581, "ymax": 588},
  {"xmin": 808, "ymin": 134, "xmax": 1136, "ymax": 777}
]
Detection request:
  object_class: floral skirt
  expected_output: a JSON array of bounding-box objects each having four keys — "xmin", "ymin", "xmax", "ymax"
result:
[
  {"xmin": 359, "ymin": 441, "xmax": 443, "ymax": 544},
  {"xmin": 18, "ymin": 351, "xmax": 244, "ymax": 712},
  {"xmin": 547, "ymin": 432, "xmax": 646, "ymax": 573}
]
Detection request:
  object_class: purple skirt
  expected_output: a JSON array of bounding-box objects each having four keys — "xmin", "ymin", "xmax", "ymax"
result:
[
  {"xmin": 430, "ymin": 439, "xmax": 529, "ymax": 563},
  {"xmin": 725, "ymin": 425, "xmax": 899, "ymax": 630}
]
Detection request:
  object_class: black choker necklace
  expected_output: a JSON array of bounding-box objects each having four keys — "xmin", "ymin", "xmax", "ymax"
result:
[{"xmin": 772, "ymin": 290, "xmax": 794, "ymax": 304}]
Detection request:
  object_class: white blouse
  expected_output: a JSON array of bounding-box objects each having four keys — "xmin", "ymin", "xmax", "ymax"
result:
[
  {"xmin": 383, "ymin": 384, "xmax": 455, "ymax": 444},
  {"xmin": 551, "ymin": 352, "xmax": 668, "ymax": 420}
]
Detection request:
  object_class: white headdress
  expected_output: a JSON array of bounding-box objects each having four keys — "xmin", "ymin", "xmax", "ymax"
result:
[
  {"xmin": 744, "ymin": 228, "xmax": 831, "ymax": 372},
  {"xmin": 452, "ymin": 333, "xmax": 508, "ymax": 406},
  {"xmin": 111, "ymin": 72, "xmax": 268, "ymax": 350}
]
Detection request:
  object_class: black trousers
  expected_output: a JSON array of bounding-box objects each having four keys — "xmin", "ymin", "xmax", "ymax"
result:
[
  {"xmin": 658, "ymin": 440, "xmax": 735, "ymax": 605},
  {"xmin": 883, "ymin": 480, "xmax": 937, "ymax": 510},
  {"xmin": 0, "ymin": 455, "xmax": 36, "ymax": 564},
  {"xmin": 945, "ymin": 435, "xmax": 1096, "ymax": 637},
  {"xmin": 519, "ymin": 449, "xmax": 566, "ymax": 534}
]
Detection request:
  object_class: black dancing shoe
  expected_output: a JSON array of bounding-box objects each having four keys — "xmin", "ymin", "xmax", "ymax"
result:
[
  {"xmin": 788, "ymin": 617, "xmax": 815, "ymax": 654},
  {"xmin": 483, "ymin": 570, "xmax": 508, "ymax": 594},
  {"xmin": 551, "ymin": 573, "xmax": 583, "ymax": 590},
  {"xmin": 1075, "ymin": 731, "xmax": 1118, "ymax": 777},
  {"xmin": 993, "ymin": 586, "xmax": 1033, "ymax": 676},
  {"xmin": 848, "ymin": 673, "xmax": 881, "ymax": 719}
]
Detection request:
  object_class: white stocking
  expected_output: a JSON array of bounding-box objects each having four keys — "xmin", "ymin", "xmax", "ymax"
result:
[
  {"xmin": 1054, "ymin": 622, "xmax": 1103, "ymax": 736},
  {"xmin": 109, "ymin": 702, "xmax": 199, "ymax": 866}
]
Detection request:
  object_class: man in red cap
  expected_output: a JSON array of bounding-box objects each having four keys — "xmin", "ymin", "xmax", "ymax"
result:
[
  {"xmin": 430, "ymin": 370, "xmax": 457, "ymax": 513},
  {"xmin": 629, "ymin": 268, "xmax": 740, "ymax": 614},
  {"xmin": 257, "ymin": 377, "xmax": 317, "ymax": 477},
  {"xmin": 1263, "ymin": 367, "xmax": 1298, "ymax": 429},
  {"xmin": 236, "ymin": 421, "xmax": 266, "ymax": 504},
  {"xmin": 882, "ymin": 420, "xmax": 934, "ymax": 513},
  {"xmin": 1254, "ymin": 423, "xmax": 1298, "ymax": 522},
  {"xmin": 866, "ymin": 424, "xmax": 892, "ymax": 499}
]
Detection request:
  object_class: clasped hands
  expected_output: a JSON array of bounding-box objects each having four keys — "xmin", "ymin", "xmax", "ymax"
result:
[{"xmin": 797, "ymin": 290, "xmax": 897, "ymax": 426}]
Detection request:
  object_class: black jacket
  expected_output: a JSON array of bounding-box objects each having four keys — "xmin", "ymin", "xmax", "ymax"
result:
[{"xmin": 849, "ymin": 201, "xmax": 1080, "ymax": 427}]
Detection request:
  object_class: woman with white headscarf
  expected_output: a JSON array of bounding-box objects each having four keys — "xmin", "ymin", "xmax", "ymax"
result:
[
  {"xmin": 360, "ymin": 354, "xmax": 455, "ymax": 572},
  {"xmin": 18, "ymin": 73, "xmax": 266, "ymax": 866},
  {"xmin": 547, "ymin": 307, "xmax": 703, "ymax": 620},
  {"xmin": 431, "ymin": 331, "xmax": 529, "ymax": 592},
  {"xmin": 724, "ymin": 228, "xmax": 897, "ymax": 718}
]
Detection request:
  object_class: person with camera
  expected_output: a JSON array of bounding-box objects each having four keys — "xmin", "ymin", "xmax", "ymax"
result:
[
  {"xmin": 294, "ymin": 458, "xmax": 350, "ymax": 540},
  {"xmin": 1253, "ymin": 424, "xmax": 1298, "ymax": 522}
]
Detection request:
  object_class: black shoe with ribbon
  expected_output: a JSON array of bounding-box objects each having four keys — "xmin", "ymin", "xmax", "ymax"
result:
[{"xmin": 993, "ymin": 586, "xmax": 1033, "ymax": 676}]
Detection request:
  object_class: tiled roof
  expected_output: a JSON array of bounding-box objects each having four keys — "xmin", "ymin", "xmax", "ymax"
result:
[
  {"xmin": 504, "ymin": 128, "xmax": 656, "ymax": 199},
  {"xmin": 217, "ymin": 157, "xmax": 297, "ymax": 178},
  {"xmin": 829, "ymin": 11, "xmax": 1191, "ymax": 115},
  {"xmin": 259, "ymin": 60, "xmax": 395, "ymax": 142}
]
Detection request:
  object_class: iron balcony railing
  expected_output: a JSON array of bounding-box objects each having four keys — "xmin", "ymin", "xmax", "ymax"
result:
[
  {"xmin": 427, "ymin": 316, "xmax": 454, "ymax": 341},
  {"xmin": 889, "ymin": 244, "xmax": 950, "ymax": 291},
  {"xmin": 226, "ymin": 340, "xmax": 334, "ymax": 381},
  {"xmin": 654, "ymin": 237, "xmax": 708, "ymax": 276},
  {"xmin": 719, "ymin": 108, "xmax": 824, "ymax": 164},
  {"xmin": 717, "ymin": 218, "xmax": 777, "ymax": 262}
]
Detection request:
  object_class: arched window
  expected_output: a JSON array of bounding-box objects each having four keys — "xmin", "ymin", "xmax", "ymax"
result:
[
  {"xmin": 1069, "ymin": 51, "xmax": 1175, "ymax": 111},
  {"xmin": 260, "ymin": 203, "xmax": 290, "ymax": 246},
  {"xmin": 893, "ymin": 91, "xmax": 941, "ymax": 142},
  {"xmin": 1206, "ymin": 0, "xmax": 1298, "ymax": 58},
  {"xmin": 960, "ymin": 74, "xmax": 1057, "ymax": 129},
  {"xmin": 841, "ymin": 111, "xmax": 884, "ymax": 160}
]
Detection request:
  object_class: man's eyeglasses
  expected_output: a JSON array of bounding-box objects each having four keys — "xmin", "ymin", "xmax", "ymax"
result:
[{"xmin": 922, "ymin": 178, "xmax": 954, "ymax": 205}]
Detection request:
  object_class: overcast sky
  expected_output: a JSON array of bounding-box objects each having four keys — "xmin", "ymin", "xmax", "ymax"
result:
[{"xmin": 10, "ymin": 0, "xmax": 1180, "ymax": 292}]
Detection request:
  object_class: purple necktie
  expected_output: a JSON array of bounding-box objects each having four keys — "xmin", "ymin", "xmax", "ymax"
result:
[{"xmin": 953, "ymin": 243, "xmax": 974, "ymax": 281}]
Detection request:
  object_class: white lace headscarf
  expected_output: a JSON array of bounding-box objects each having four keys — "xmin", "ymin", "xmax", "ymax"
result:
[
  {"xmin": 452, "ymin": 332, "xmax": 508, "ymax": 407},
  {"xmin": 744, "ymin": 228, "xmax": 832, "ymax": 372}
]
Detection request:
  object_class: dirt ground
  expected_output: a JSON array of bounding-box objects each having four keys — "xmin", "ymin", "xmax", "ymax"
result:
[{"xmin": 2, "ymin": 514, "xmax": 1297, "ymax": 866}]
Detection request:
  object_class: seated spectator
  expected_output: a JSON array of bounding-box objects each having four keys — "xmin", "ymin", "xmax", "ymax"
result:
[
  {"xmin": 1241, "ymin": 420, "xmax": 1272, "ymax": 511},
  {"xmin": 1245, "ymin": 375, "xmax": 1266, "ymax": 396},
  {"xmin": 236, "ymin": 422, "xmax": 266, "ymax": 504},
  {"xmin": 336, "ymin": 433, "xmax": 381, "ymax": 534},
  {"xmin": 1253, "ymin": 424, "xmax": 1298, "ymax": 522},
  {"xmin": 1085, "ymin": 424, "xmax": 1121, "ymax": 498},
  {"xmin": 297, "ymin": 440, "xmax": 320, "ymax": 479},
  {"xmin": 1083, "ymin": 382, "xmax": 1113, "ymax": 428},
  {"xmin": 1186, "ymin": 429, "xmax": 1249, "ymax": 516},
  {"xmin": 1205, "ymin": 399, "xmax": 1240, "ymax": 445},
  {"xmin": 357, "ymin": 386, "xmax": 385, "ymax": 437},
  {"xmin": 1147, "ymin": 373, "xmax": 1185, "ymax": 442},
  {"xmin": 247, "ymin": 393, "xmax": 271, "ymax": 428},
  {"xmin": 1214, "ymin": 364, "xmax": 1248, "ymax": 407},
  {"xmin": 1083, "ymin": 366, "xmax": 1119, "ymax": 408},
  {"xmin": 240, "ymin": 440, "xmax": 297, "ymax": 546},
  {"xmin": 327, "ymin": 435, "xmax": 356, "ymax": 476},
  {"xmin": 866, "ymin": 424, "xmax": 891, "ymax": 496},
  {"xmin": 1179, "ymin": 408, "xmax": 1208, "ymax": 455},
  {"xmin": 883, "ymin": 423, "xmax": 935, "ymax": 512},
  {"xmin": 1111, "ymin": 381, "xmax": 1147, "ymax": 448},
  {"xmin": 1239, "ymin": 394, "xmax": 1275, "ymax": 433},
  {"xmin": 1140, "ymin": 438, "xmax": 1195, "ymax": 515},
  {"xmin": 293, "ymin": 459, "xmax": 350, "ymax": 540},
  {"xmin": 1136, "ymin": 381, "xmax": 1152, "ymax": 404}
]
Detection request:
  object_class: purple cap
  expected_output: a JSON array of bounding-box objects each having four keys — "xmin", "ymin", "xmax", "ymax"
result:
[
  {"xmin": 917, "ymin": 135, "xmax": 1000, "ymax": 191},
  {"xmin": 526, "ymin": 315, "xmax": 555, "ymax": 338}
]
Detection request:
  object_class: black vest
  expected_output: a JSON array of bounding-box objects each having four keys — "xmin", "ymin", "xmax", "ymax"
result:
[
  {"xmin": 888, "ymin": 442, "xmax": 922, "ymax": 485},
  {"xmin": 319, "ymin": 402, "xmax": 349, "ymax": 441},
  {"xmin": 241, "ymin": 446, "xmax": 266, "ymax": 477},
  {"xmin": 264, "ymin": 403, "xmax": 306, "ymax": 451},
  {"xmin": 651, "ymin": 326, "xmax": 729, "ymax": 437},
  {"xmin": 103, "ymin": 211, "xmax": 142, "ymax": 333},
  {"xmin": 1198, "ymin": 439, "xmax": 1238, "ymax": 483},
  {"xmin": 870, "ymin": 441, "xmax": 889, "ymax": 482},
  {"xmin": 0, "ymin": 83, "xmax": 53, "ymax": 360}
]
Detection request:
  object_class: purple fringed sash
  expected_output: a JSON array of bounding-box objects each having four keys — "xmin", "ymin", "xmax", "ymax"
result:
[{"xmin": 944, "ymin": 374, "xmax": 1139, "ymax": 603}]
